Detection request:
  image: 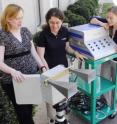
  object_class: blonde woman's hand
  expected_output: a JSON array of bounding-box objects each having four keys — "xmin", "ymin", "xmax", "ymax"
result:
[
  {"xmin": 11, "ymin": 69, "xmax": 25, "ymax": 83},
  {"xmin": 42, "ymin": 67, "xmax": 47, "ymax": 72},
  {"xmin": 40, "ymin": 66, "xmax": 48, "ymax": 73}
]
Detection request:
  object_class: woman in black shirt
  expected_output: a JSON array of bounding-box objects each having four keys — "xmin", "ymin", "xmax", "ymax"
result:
[
  {"xmin": 36, "ymin": 8, "xmax": 84, "ymax": 69},
  {"xmin": 36, "ymin": 8, "xmax": 85, "ymax": 123}
]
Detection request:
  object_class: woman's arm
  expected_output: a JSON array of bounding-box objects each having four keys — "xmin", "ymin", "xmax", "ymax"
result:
[
  {"xmin": 0, "ymin": 46, "xmax": 24, "ymax": 82},
  {"xmin": 31, "ymin": 41, "xmax": 47, "ymax": 71},
  {"xmin": 90, "ymin": 18, "xmax": 109, "ymax": 30},
  {"xmin": 36, "ymin": 46, "xmax": 49, "ymax": 69},
  {"xmin": 65, "ymin": 42, "xmax": 85, "ymax": 60}
]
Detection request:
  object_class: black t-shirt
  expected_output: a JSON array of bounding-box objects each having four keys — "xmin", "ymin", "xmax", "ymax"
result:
[{"xmin": 36, "ymin": 26, "xmax": 69, "ymax": 68}]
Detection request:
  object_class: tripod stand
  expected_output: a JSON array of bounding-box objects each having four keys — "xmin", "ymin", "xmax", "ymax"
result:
[{"xmin": 53, "ymin": 100, "xmax": 70, "ymax": 124}]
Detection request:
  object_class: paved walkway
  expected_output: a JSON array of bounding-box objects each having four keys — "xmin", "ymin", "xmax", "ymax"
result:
[{"xmin": 34, "ymin": 103, "xmax": 117, "ymax": 124}]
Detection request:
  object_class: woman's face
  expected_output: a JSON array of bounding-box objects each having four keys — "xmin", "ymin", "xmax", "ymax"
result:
[
  {"xmin": 106, "ymin": 11, "xmax": 117, "ymax": 26},
  {"xmin": 8, "ymin": 9, "xmax": 23, "ymax": 30},
  {"xmin": 48, "ymin": 16, "xmax": 63, "ymax": 34}
]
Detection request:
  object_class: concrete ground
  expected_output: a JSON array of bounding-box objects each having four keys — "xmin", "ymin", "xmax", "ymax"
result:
[{"xmin": 33, "ymin": 103, "xmax": 117, "ymax": 124}]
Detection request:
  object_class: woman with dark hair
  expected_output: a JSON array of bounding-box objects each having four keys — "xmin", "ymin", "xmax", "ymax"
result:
[
  {"xmin": 36, "ymin": 8, "xmax": 84, "ymax": 123},
  {"xmin": 36, "ymin": 8, "xmax": 84, "ymax": 69}
]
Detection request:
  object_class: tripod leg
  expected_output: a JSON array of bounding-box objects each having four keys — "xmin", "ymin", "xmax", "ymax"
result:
[{"xmin": 55, "ymin": 119, "xmax": 69, "ymax": 124}]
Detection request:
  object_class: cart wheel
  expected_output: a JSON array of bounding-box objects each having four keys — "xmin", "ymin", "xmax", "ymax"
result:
[{"xmin": 108, "ymin": 112, "xmax": 117, "ymax": 119}]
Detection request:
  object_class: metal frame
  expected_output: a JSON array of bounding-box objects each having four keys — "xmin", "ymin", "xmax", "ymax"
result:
[{"xmin": 73, "ymin": 53, "xmax": 117, "ymax": 124}]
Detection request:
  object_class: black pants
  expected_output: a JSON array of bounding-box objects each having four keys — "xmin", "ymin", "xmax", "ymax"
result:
[{"xmin": 1, "ymin": 83, "xmax": 34, "ymax": 124}]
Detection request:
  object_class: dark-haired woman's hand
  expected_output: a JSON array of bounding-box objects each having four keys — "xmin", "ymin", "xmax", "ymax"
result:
[{"xmin": 74, "ymin": 51, "xmax": 87, "ymax": 61}]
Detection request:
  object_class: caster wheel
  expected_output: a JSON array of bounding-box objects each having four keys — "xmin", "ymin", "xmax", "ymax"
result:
[{"xmin": 108, "ymin": 112, "xmax": 117, "ymax": 119}]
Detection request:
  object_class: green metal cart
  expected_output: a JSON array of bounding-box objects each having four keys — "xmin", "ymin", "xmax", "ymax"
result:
[{"xmin": 71, "ymin": 53, "xmax": 117, "ymax": 124}]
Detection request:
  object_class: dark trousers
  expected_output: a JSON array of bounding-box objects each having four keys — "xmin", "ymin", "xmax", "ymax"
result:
[{"xmin": 1, "ymin": 83, "xmax": 34, "ymax": 124}]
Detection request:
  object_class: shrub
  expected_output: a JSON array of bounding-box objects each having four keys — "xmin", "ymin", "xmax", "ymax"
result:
[
  {"xmin": 0, "ymin": 80, "xmax": 18, "ymax": 124},
  {"xmin": 64, "ymin": 0, "xmax": 99, "ymax": 26}
]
